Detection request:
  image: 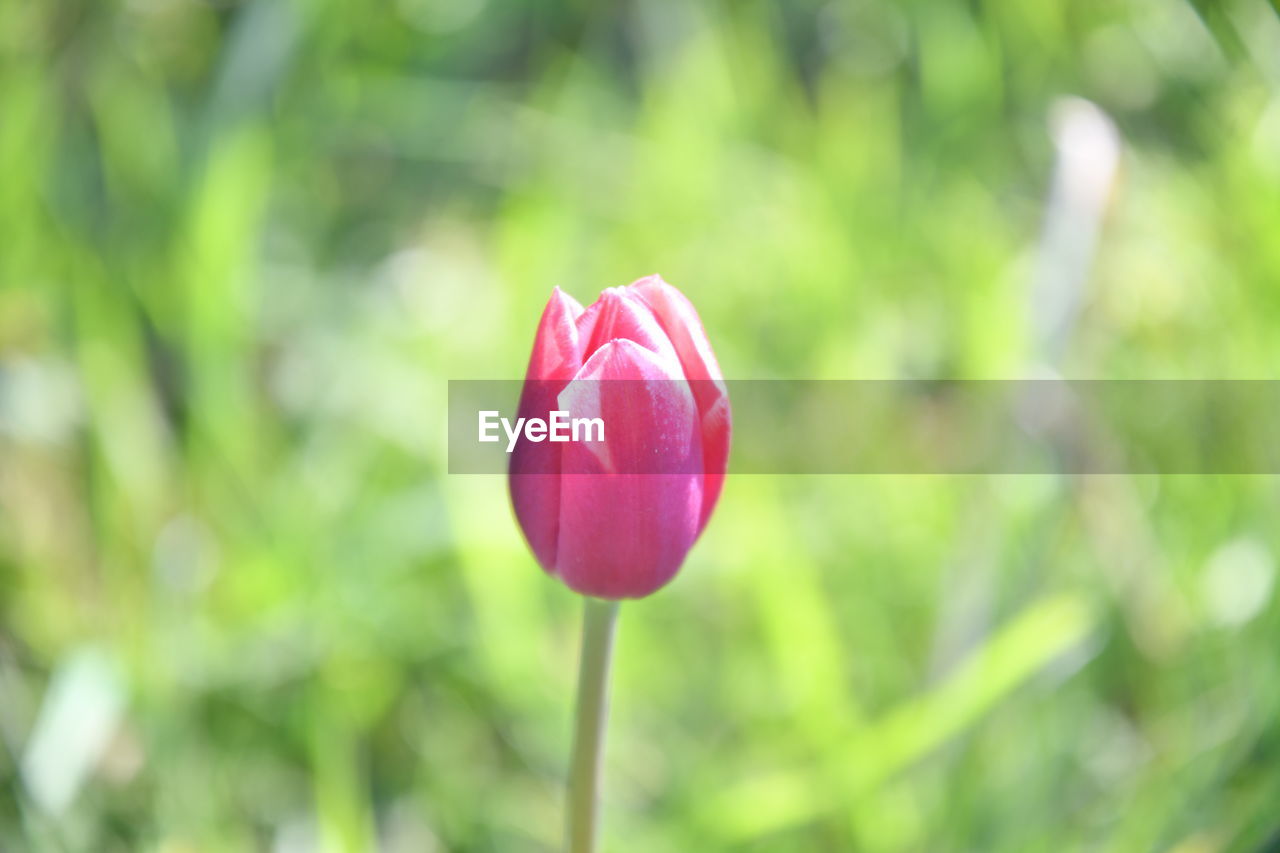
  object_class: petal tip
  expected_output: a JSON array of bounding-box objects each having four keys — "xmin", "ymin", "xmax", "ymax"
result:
[
  {"xmin": 548, "ymin": 286, "xmax": 585, "ymax": 318},
  {"xmin": 629, "ymin": 273, "xmax": 670, "ymax": 291}
]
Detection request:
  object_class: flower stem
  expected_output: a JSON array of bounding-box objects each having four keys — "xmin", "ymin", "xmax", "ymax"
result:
[{"xmin": 567, "ymin": 596, "xmax": 620, "ymax": 853}]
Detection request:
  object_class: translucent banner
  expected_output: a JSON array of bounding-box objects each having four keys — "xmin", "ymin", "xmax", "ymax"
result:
[{"xmin": 448, "ymin": 380, "xmax": 1280, "ymax": 474}]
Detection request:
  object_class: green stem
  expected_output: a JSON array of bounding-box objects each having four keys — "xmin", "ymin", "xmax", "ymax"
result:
[{"xmin": 566, "ymin": 596, "xmax": 620, "ymax": 853}]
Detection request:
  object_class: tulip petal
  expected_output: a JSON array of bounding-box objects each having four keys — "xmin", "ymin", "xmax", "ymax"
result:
[
  {"xmin": 509, "ymin": 287, "xmax": 586, "ymax": 572},
  {"xmin": 575, "ymin": 287, "xmax": 682, "ymax": 369},
  {"xmin": 554, "ymin": 339, "xmax": 704, "ymax": 598},
  {"xmin": 526, "ymin": 286, "xmax": 586, "ymax": 381},
  {"xmin": 629, "ymin": 275, "xmax": 724, "ymax": 384},
  {"xmin": 695, "ymin": 393, "xmax": 731, "ymax": 532},
  {"xmin": 630, "ymin": 275, "xmax": 731, "ymax": 531}
]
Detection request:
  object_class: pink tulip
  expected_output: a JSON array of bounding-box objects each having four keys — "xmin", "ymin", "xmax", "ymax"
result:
[{"xmin": 509, "ymin": 276, "xmax": 731, "ymax": 599}]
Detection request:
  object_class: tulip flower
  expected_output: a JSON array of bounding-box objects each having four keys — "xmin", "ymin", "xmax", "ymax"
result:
[
  {"xmin": 509, "ymin": 275, "xmax": 731, "ymax": 599},
  {"xmin": 507, "ymin": 275, "xmax": 729, "ymax": 852}
]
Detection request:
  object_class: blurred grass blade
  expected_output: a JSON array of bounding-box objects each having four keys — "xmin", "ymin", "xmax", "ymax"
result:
[{"xmin": 21, "ymin": 649, "xmax": 126, "ymax": 816}]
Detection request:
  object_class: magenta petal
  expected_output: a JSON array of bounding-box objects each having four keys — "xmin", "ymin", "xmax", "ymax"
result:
[
  {"xmin": 509, "ymin": 424, "xmax": 561, "ymax": 572},
  {"xmin": 509, "ymin": 288, "xmax": 586, "ymax": 572},
  {"xmin": 525, "ymin": 287, "xmax": 586, "ymax": 381},
  {"xmin": 576, "ymin": 287, "xmax": 682, "ymax": 367},
  {"xmin": 510, "ymin": 277, "xmax": 729, "ymax": 598},
  {"xmin": 629, "ymin": 275, "xmax": 732, "ymax": 531},
  {"xmin": 629, "ymin": 276, "xmax": 724, "ymax": 384},
  {"xmin": 554, "ymin": 339, "xmax": 704, "ymax": 598},
  {"xmin": 696, "ymin": 393, "xmax": 731, "ymax": 532}
]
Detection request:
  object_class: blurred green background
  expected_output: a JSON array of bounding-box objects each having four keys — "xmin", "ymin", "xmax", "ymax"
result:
[{"xmin": 3, "ymin": 0, "xmax": 1280, "ymax": 850}]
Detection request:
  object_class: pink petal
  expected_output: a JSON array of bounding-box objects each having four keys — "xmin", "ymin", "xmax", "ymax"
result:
[
  {"xmin": 629, "ymin": 275, "xmax": 731, "ymax": 531},
  {"xmin": 554, "ymin": 339, "xmax": 705, "ymax": 598},
  {"xmin": 695, "ymin": 393, "xmax": 731, "ymax": 532},
  {"xmin": 525, "ymin": 287, "xmax": 586, "ymax": 381},
  {"xmin": 575, "ymin": 287, "xmax": 682, "ymax": 368},
  {"xmin": 509, "ymin": 287, "xmax": 586, "ymax": 572},
  {"xmin": 628, "ymin": 275, "xmax": 724, "ymax": 384}
]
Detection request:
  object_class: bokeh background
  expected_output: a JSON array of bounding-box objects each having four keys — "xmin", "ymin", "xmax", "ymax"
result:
[{"xmin": 3, "ymin": 0, "xmax": 1280, "ymax": 850}]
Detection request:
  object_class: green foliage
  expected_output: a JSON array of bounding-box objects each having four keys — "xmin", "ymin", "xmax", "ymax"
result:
[{"xmin": 2, "ymin": 0, "xmax": 1279, "ymax": 849}]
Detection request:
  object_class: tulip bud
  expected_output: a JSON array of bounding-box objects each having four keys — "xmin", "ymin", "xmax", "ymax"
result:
[{"xmin": 509, "ymin": 276, "xmax": 730, "ymax": 599}]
